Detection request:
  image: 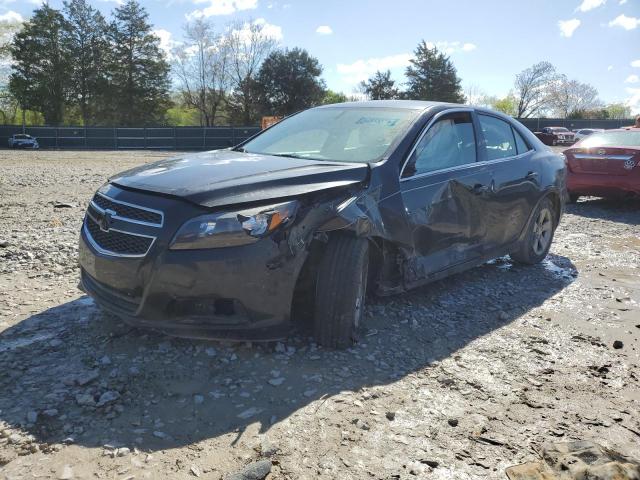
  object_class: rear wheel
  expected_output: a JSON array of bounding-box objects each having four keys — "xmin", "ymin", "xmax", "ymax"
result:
[
  {"xmin": 314, "ymin": 234, "xmax": 369, "ymax": 349},
  {"xmin": 510, "ymin": 198, "xmax": 556, "ymax": 265}
]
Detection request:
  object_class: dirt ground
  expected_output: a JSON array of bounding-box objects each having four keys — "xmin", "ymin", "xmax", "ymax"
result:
[{"xmin": 0, "ymin": 149, "xmax": 639, "ymax": 480}]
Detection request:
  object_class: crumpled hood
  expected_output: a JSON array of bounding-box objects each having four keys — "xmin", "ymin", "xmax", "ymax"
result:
[{"xmin": 109, "ymin": 150, "xmax": 369, "ymax": 208}]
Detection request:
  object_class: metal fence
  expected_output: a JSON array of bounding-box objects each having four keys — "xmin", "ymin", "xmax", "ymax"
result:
[
  {"xmin": 0, "ymin": 125, "xmax": 261, "ymax": 150},
  {"xmin": 516, "ymin": 118, "xmax": 634, "ymax": 131},
  {"xmin": 0, "ymin": 118, "xmax": 635, "ymax": 150}
]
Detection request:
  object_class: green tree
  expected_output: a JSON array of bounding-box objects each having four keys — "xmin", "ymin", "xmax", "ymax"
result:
[
  {"xmin": 226, "ymin": 19, "xmax": 277, "ymax": 125},
  {"xmin": 322, "ymin": 89, "xmax": 348, "ymax": 105},
  {"xmin": 404, "ymin": 41, "xmax": 465, "ymax": 103},
  {"xmin": 9, "ymin": 5, "xmax": 70, "ymax": 125},
  {"xmin": 106, "ymin": 0, "xmax": 170, "ymax": 126},
  {"xmin": 359, "ymin": 70, "xmax": 399, "ymax": 100},
  {"xmin": 255, "ymin": 47, "xmax": 326, "ymax": 116},
  {"xmin": 63, "ymin": 0, "xmax": 109, "ymax": 126},
  {"xmin": 492, "ymin": 94, "xmax": 518, "ymax": 116},
  {"xmin": 603, "ymin": 103, "xmax": 631, "ymax": 120}
]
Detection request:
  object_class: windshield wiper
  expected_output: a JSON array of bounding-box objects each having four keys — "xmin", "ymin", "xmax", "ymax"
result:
[{"xmin": 267, "ymin": 152, "xmax": 310, "ymax": 159}]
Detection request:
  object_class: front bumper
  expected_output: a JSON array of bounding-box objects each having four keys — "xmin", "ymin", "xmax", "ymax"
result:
[
  {"xmin": 78, "ymin": 187, "xmax": 309, "ymax": 341},
  {"xmin": 567, "ymin": 172, "xmax": 640, "ymax": 197}
]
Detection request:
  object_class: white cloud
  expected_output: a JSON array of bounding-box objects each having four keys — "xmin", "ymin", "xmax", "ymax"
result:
[
  {"xmin": 625, "ymin": 74, "xmax": 639, "ymax": 83},
  {"xmin": 558, "ymin": 18, "xmax": 581, "ymax": 37},
  {"xmin": 608, "ymin": 65, "xmax": 613, "ymax": 71},
  {"xmin": 337, "ymin": 53, "xmax": 412, "ymax": 85},
  {"xmin": 608, "ymin": 14, "xmax": 640, "ymax": 30},
  {"xmin": 462, "ymin": 42, "xmax": 477, "ymax": 51},
  {"xmin": 226, "ymin": 18, "xmax": 283, "ymax": 43},
  {"xmin": 620, "ymin": 0, "xmax": 627, "ymax": 4},
  {"xmin": 153, "ymin": 29, "xmax": 180, "ymax": 60},
  {"xmin": 187, "ymin": 0, "xmax": 257, "ymax": 19},
  {"xmin": 0, "ymin": 10, "xmax": 22, "ymax": 23},
  {"xmin": 631, "ymin": 59, "xmax": 640, "ymax": 67},
  {"xmin": 625, "ymin": 87, "xmax": 640, "ymax": 114},
  {"xmin": 315, "ymin": 25, "xmax": 332, "ymax": 35},
  {"xmin": 576, "ymin": 0, "xmax": 606, "ymax": 11}
]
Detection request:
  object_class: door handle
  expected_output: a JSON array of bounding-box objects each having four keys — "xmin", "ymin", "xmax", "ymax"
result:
[
  {"xmin": 526, "ymin": 171, "xmax": 539, "ymax": 180},
  {"xmin": 472, "ymin": 183, "xmax": 489, "ymax": 195}
]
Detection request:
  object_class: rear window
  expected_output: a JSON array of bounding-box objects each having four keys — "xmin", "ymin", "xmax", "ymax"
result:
[
  {"xmin": 579, "ymin": 130, "xmax": 640, "ymax": 148},
  {"xmin": 478, "ymin": 114, "xmax": 517, "ymax": 160},
  {"xmin": 513, "ymin": 128, "xmax": 531, "ymax": 154}
]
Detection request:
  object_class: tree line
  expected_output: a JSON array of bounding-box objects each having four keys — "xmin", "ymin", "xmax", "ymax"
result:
[{"xmin": 0, "ymin": 0, "xmax": 628, "ymax": 127}]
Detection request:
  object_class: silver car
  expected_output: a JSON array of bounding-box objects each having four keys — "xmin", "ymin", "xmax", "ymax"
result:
[
  {"xmin": 8, "ymin": 134, "xmax": 39, "ymax": 149},
  {"xmin": 573, "ymin": 128, "xmax": 604, "ymax": 142}
]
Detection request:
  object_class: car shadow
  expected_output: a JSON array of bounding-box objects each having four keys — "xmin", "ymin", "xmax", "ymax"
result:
[
  {"xmin": 567, "ymin": 197, "xmax": 640, "ymax": 225},
  {"xmin": 0, "ymin": 253, "xmax": 576, "ymax": 454}
]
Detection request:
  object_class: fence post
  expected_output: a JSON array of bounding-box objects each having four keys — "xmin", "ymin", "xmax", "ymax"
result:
[
  {"xmin": 203, "ymin": 126, "xmax": 206, "ymax": 149},
  {"xmin": 84, "ymin": 127, "xmax": 87, "ymax": 149},
  {"xmin": 55, "ymin": 127, "xmax": 59, "ymax": 149},
  {"xmin": 114, "ymin": 127, "xmax": 117, "ymax": 149},
  {"xmin": 144, "ymin": 127, "xmax": 147, "ymax": 150},
  {"xmin": 174, "ymin": 127, "xmax": 177, "ymax": 150}
]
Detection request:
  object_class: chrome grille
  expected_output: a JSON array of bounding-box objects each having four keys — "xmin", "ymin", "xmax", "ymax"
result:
[
  {"xmin": 83, "ymin": 192, "xmax": 162, "ymax": 258},
  {"xmin": 85, "ymin": 215, "xmax": 154, "ymax": 256},
  {"xmin": 91, "ymin": 192, "xmax": 163, "ymax": 226}
]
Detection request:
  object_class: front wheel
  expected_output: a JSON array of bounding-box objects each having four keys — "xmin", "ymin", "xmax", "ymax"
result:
[
  {"xmin": 567, "ymin": 193, "xmax": 580, "ymax": 204},
  {"xmin": 314, "ymin": 234, "xmax": 369, "ymax": 349},
  {"xmin": 510, "ymin": 198, "xmax": 556, "ymax": 265}
]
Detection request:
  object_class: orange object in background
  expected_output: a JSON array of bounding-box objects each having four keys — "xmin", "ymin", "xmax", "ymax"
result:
[{"xmin": 261, "ymin": 116, "xmax": 282, "ymax": 130}]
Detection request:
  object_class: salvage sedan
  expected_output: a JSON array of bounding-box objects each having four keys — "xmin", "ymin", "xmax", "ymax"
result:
[
  {"xmin": 564, "ymin": 128, "xmax": 640, "ymax": 202},
  {"xmin": 78, "ymin": 101, "xmax": 566, "ymax": 348}
]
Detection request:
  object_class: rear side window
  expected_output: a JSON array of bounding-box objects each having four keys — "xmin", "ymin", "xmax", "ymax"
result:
[
  {"xmin": 478, "ymin": 114, "xmax": 516, "ymax": 160},
  {"xmin": 403, "ymin": 111, "xmax": 476, "ymax": 177},
  {"xmin": 513, "ymin": 128, "xmax": 531, "ymax": 155}
]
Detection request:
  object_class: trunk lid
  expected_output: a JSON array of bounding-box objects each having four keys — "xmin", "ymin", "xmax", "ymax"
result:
[{"xmin": 565, "ymin": 147, "xmax": 640, "ymax": 176}]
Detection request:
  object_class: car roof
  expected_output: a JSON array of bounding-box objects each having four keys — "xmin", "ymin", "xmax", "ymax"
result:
[
  {"xmin": 598, "ymin": 128, "xmax": 640, "ymax": 133},
  {"xmin": 314, "ymin": 100, "xmax": 459, "ymax": 111}
]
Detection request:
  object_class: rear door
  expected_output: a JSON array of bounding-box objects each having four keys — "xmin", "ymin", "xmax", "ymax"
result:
[
  {"xmin": 475, "ymin": 113, "xmax": 540, "ymax": 251},
  {"xmin": 399, "ymin": 110, "xmax": 492, "ymax": 278}
]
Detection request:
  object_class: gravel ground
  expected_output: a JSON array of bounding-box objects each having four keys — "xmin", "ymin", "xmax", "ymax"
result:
[{"xmin": 0, "ymin": 149, "xmax": 639, "ymax": 479}]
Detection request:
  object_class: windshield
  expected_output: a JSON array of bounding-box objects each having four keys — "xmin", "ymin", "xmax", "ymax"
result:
[
  {"xmin": 240, "ymin": 107, "xmax": 420, "ymax": 163},
  {"xmin": 14, "ymin": 134, "xmax": 31, "ymax": 139},
  {"xmin": 579, "ymin": 130, "xmax": 640, "ymax": 148},
  {"xmin": 551, "ymin": 128, "xmax": 569, "ymax": 132}
]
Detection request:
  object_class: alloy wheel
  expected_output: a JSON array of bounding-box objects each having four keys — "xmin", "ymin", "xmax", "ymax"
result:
[{"xmin": 532, "ymin": 208, "xmax": 552, "ymax": 256}]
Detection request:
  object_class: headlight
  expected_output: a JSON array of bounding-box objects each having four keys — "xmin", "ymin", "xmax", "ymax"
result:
[{"xmin": 169, "ymin": 200, "xmax": 298, "ymax": 250}]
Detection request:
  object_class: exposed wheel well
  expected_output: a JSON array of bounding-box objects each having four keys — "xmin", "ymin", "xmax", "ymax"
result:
[
  {"xmin": 290, "ymin": 232, "xmax": 384, "ymax": 331},
  {"xmin": 546, "ymin": 191, "xmax": 562, "ymax": 225}
]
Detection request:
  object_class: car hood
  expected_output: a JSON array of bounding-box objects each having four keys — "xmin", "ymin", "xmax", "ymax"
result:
[{"xmin": 109, "ymin": 150, "xmax": 370, "ymax": 208}]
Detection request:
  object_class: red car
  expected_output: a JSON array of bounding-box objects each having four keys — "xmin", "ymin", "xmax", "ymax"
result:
[
  {"xmin": 535, "ymin": 127, "xmax": 576, "ymax": 146},
  {"xmin": 564, "ymin": 128, "xmax": 640, "ymax": 202}
]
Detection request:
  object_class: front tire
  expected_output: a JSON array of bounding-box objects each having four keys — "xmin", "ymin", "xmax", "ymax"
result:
[
  {"xmin": 510, "ymin": 198, "xmax": 556, "ymax": 265},
  {"xmin": 314, "ymin": 234, "xmax": 369, "ymax": 349},
  {"xmin": 567, "ymin": 193, "xmax": 580, "ymax": 204}
]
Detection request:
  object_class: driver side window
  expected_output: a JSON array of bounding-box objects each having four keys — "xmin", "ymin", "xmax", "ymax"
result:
[{"xmin": 403, "ymin": 112, "xmax": 477, "ymax": 178}]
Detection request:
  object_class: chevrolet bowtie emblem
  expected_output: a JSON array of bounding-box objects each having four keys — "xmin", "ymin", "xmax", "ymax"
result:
[{"xmin": 99, "ymin": 209, "xmax": 116, "ymax": 232}]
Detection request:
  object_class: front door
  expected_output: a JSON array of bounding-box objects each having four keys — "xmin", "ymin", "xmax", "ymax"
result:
[{"xmin": 399, "ymin": 110, "xmax": 491, "ymax": 281}]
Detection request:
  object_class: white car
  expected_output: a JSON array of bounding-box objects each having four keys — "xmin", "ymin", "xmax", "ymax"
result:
[
  {"xmin": 573, "ymin": 128, "xmax": 604, "ymax": 142},
  {"xmin": 8, "ymin": 134, "xmax": 39, "ymax": 149}
]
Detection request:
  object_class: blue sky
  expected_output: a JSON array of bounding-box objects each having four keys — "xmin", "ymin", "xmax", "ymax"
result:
[{"xmin": 2, "ymin": 0, "xmax": 640, "ymax": 112}]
